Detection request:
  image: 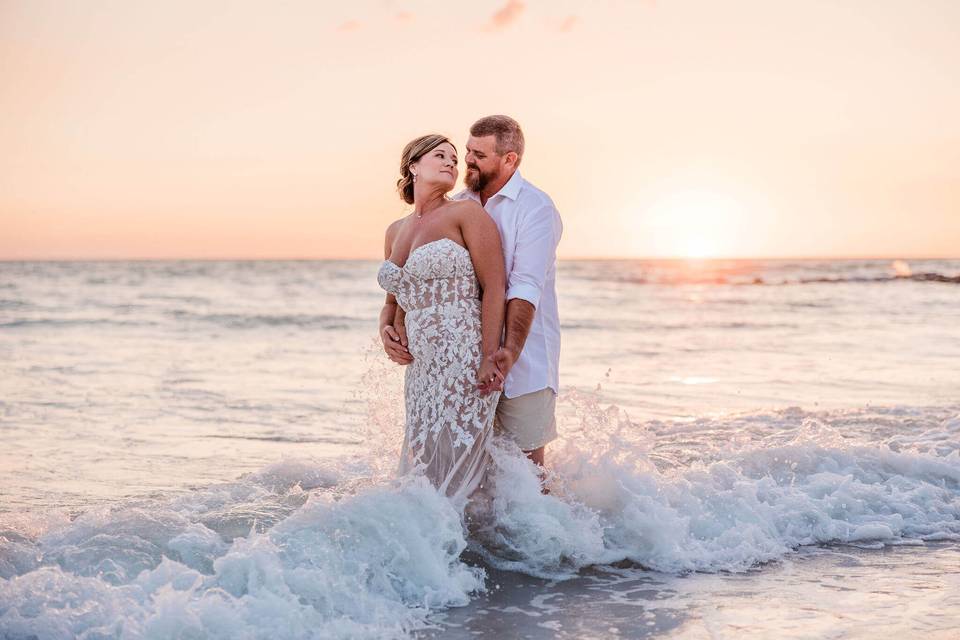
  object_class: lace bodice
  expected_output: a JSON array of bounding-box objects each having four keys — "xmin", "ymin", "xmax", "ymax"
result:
[{"xmin": 377, "ymin": 238, "xmax": 480, "ymax": 312}]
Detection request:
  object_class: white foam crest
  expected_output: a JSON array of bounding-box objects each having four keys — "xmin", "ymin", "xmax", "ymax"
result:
[
  {"xmin": 892, "ymin": 259, "xmax": 913, "ymax": 277},
  {"xmin": 243, "ymin": 457, "xmax": 343, "ymax": 493},
  {"xmin": 2, "ymin": 400, "xmax": 958, "ymax": 637},
  {"xmin": 458, "ymin": 395, "xmax": 959, "ymax": 577},
  {"xmin": 537, "ymin": 400, "xmax": 960, "ymax": 574},
  {"xmin": 466, "ymin": 438, "xmax": 607, "ymax": 579},
  {"xmin": 0, "ymin": 476, "xmax": 484, "ymax": 639},
  {"xmin": 887, "ymin": 414, "xmax": 960, "ymax": 458}
]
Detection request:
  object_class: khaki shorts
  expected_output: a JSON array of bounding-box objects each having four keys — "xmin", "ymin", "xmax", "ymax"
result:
[{"xmin": 493, "ymin": 387, "xmax": 558, "ymax": 451}]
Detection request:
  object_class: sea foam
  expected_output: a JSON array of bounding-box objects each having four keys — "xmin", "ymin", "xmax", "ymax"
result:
[{"xmin": 2, "ymin": 402, "xmax": 958, "ymax": 638}]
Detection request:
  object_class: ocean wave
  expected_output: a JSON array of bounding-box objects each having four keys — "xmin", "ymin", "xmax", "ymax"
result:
[
  {"xmin": 165, "ymin": 310, "xmax": 359, "ymax": 330},
  {"xmin": 202, "ymin": 434, "xmax": 362, "ymax": 445},
  {"xmin": 561, "ymin": 320, "xmax": 798, "ymax": 331},
  {"xmin": 0, "ymin": 475, "xmax": 478, "ymax": 639},
  {"xmin": 468, "ymin": 401, "xmax": 960, "ymax": 579},
  {"xmin": 561, "ymin": 259, "xmax": 960, "ymax": 287},
  {"xmin": 1, "ymin": 404, "xmax": 958, "ymax": 638},
  {"xmin": 0, "ymin": 318, "xmax": 158, "ymax": 329},
  {"xmin": 787, "ymin": 273, "xmax": 960, "ymax": 286},
  {"xmin": 573, "ymin": 271, "xmax": 960, "ymax": 287},
  {"xmin": 1, "ymin": 307, "xmax": 364, "ymax": 331},
  {"xmin": 136, "ymin": 294, "xmax": 211, "ymax": 305}
]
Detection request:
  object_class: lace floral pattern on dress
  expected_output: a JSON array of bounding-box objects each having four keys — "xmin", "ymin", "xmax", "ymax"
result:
[{"xmin": 378, "ymin": 238, "xmax": 500, "ymax": 504}]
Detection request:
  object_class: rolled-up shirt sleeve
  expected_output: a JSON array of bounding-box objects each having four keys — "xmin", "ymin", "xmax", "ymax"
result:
[{"xmin": 506, "ymin": 203, "xmax": 563, "ymax": 309}]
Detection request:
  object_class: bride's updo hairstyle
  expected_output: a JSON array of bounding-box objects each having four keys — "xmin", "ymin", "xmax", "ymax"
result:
[{"xmin": 397, "ymin": 134, "xmax": 455, "ymax": 204}]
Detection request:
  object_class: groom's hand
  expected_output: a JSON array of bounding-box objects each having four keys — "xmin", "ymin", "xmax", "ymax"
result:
[{"xmin": 380, "ymin": 324, "xmax": 413, "ymax": 365}]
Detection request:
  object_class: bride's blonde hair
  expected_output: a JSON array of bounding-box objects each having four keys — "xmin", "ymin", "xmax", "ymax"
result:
[{"xmin": 397, "ymin": 134, "xmax": 455, "ymax": 204}]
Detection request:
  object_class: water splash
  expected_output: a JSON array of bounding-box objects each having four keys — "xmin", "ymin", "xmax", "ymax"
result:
[
  {"xmin": 892, "ymin": 259, "xmax": 913, "ymax": 277},
  {"xmin": 2, "ymin": 396, "xmax": 958, "ymax": 638}
]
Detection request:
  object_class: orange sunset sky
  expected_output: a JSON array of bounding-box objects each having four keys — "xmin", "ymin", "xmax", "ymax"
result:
[{"xmin": 1, "ymin": 0, "xmax": 958, "ymax": 260}]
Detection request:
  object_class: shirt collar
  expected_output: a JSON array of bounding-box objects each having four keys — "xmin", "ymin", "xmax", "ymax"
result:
[
  {"xmin": 495, "ymin": 170, "xmax": 524, "ymax": 201},
  {"xmin": 458, "ymin": 188, "xmax": 481, "ymax": 203}
]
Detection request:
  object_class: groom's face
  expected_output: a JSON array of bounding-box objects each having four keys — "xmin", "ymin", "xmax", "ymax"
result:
[{"xmin": 464, "ymin": 135, "xmax": 501, "ymax": 193}]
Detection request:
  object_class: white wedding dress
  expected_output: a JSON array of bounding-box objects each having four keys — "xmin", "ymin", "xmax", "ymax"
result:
[{"xmin": 378, "ymin": 237, "xmax": 501, "ymax": 505}]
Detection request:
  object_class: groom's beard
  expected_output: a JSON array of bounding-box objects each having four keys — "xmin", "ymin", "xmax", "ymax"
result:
[{"xmin": 465, "ymin": 164, "xmax": 493, "ymax": 193}]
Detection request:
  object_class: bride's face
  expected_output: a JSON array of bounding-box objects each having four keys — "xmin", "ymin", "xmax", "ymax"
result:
[{"xmin": 412, "ymin": 142, "xmax": 458, "ymax": 191}]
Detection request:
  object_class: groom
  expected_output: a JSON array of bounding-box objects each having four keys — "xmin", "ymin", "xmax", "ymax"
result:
[{"xmin": 382, "ymin": 115, "xmax": 563, "ymax": 468}]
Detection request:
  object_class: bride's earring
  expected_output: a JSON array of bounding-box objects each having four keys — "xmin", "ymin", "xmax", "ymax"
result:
[{"xmin": 412, "ymin": 172, "xmax": 417, "ymax": 183}]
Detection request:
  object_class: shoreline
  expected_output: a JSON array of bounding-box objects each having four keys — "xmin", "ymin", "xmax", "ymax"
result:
[{"xmin": 420, "ymin": 541, "xmax": 960, "ymax": 639}]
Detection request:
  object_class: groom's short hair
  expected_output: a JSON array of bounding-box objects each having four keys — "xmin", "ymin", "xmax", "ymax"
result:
[{"xmin": 470, "ymin": 115, "xmax": 524, "ymax": 161}]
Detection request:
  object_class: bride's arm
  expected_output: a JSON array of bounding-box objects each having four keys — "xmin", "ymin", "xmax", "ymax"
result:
[{"xmin": 458, "ymin": 202, "xmax": 506, "ymax": 363}]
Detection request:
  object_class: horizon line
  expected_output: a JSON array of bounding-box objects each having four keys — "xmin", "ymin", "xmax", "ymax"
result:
[{"xmin": 1, "ymin": 254, "xmax": 958, "ymax": 263}]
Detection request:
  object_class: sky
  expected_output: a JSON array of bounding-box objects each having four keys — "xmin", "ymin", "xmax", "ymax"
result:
[{"xmin": 1, "ymin": 0, "xmax": 958, "ymax": 260}]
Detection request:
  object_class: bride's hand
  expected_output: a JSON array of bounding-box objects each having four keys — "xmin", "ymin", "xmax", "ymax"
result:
[
  {"xmin": 477, "ymin": 356, "xmax": 504, "ymax": 395},
  {"xmin": 381, "ymin": 324, "xmax": 413, "ymax": 365}
]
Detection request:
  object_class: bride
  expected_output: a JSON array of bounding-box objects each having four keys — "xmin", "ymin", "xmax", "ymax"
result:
[{"xmin": 377, "ymin": 134, "xmax": 506, "ymax": 505}]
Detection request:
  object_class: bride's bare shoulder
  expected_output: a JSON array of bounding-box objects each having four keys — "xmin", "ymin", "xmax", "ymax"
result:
[
  {"xmin": 383, "ymin": 216, "xmax": 410, "ymax": 255},
  {"xmin": 448, "ymin": 200, "xmax": 498, "ymax": 242},
  {"xmin": 447, "ymin": 199, "xmax": 486, "ymax": 217},
  {"xmin": 385, "ymin": 215, "xmax": 410, "ymax": 238}
]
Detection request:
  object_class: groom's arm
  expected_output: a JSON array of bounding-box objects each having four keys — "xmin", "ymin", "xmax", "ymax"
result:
[
  {"xmin": 484, "ymin": 299, "xmax": 534, "ymax": 393},
  {"xmin": 490, "ymin": 203, "xmax": 563, "ymax": 380},
  {"xmin": 499, "ymin": 298, "xmax": 535, "ymax": 361}
]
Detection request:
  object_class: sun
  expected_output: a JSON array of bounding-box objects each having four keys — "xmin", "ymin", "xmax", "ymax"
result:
[
  {"xmin": 639, "ymin": 190, "xmax": 745, "ymax": 259},
  {"xmin": 679, "ymin": 234, "xmax": 718, "ymax": 260}
]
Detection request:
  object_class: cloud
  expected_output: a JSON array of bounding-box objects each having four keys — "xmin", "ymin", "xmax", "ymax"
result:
[
  {"xmin": 336, "ymin": 20, "xmax": 361, "ymax": 32},
  {"xmin": 485, "ymin": 0, "xmax": 525, "ymax": 31},
  {"xmin": 557, "ymin": 15, "xmax": 579, "ymax": 32}
]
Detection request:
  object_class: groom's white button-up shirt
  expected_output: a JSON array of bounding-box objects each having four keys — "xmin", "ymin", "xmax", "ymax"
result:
[{"xmin": 454, "ymin": 170, "xmax": 563, "ymax": 399}]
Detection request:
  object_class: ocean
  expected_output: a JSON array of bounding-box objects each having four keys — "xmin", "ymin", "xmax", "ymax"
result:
[{"xmin": 1, "ymin": 258, "xmax": 958, "ymax": 639}]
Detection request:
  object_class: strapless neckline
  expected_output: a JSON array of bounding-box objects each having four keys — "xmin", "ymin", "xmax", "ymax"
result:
[{"xmin": 384, "ymin": 237, "xmax": 468, "ymax": 270}]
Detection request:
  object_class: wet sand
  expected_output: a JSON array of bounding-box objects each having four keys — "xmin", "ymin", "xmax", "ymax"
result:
[{"xmin": 422, "ymin": 542, "xmax": 960, "ymax": 639}]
